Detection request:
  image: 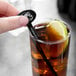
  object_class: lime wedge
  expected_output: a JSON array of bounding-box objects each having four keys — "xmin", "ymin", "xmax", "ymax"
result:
[
  {"xmin": 46, "ymin": 20, "xmax": 69, "ymax": 57},
  {"xmin": 46, "ymin": 20, "xmax": 68, "ymax": 41}
]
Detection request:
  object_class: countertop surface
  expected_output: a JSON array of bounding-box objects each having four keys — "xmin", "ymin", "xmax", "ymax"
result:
[{"xmin": 0, "ymin": 0, "xmax": 76, "ymax": 76}]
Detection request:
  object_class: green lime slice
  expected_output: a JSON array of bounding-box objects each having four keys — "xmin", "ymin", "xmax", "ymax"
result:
[
  {"xmin": 46, "ymin": 20, "xmax": 68, "ymax": 39},
  {"xmin": 46, "ymin": 20, "xmax": 69, "ymax": 57}
]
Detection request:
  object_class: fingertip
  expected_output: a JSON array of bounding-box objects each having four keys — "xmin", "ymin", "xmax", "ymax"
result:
[{"xmin": 19, "ymin": 16, "xmax": 29, "ymax": 26}]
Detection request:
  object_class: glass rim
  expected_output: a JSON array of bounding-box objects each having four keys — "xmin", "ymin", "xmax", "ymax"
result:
[{"xmin": 30, "ymin": 19, "xmax": 71, "ymax": 45}]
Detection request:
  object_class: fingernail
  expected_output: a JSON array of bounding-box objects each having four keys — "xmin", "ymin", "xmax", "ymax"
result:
[{"xmin": 19, "ymin": 16, "xmax": 28, "ymax": 26}]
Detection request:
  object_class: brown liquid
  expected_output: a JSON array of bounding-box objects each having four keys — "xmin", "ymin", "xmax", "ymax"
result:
[{"xmin": 30, "ymin": 23, "xmax": 70, "ymax": 76}]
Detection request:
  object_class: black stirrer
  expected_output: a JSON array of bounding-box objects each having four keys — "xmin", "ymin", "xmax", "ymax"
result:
[{"xmin": 18, "ymin": 10, "xmax": 57, "ymax": 76}]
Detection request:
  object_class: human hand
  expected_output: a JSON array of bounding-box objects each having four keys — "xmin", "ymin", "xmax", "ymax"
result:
[{"xmin": 0, "ymin": 0, "xmax": 28, "ymax": 34}]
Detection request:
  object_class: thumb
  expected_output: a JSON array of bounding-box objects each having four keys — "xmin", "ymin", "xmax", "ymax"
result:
[{"xmin": 0, "ymin": 16, "xmax": 28, "ymax": 34}]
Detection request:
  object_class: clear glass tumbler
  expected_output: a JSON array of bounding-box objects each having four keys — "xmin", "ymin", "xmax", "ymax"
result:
[{"xmin": 29, "ymin": 18, "xmax": 71, "ymax": 76}]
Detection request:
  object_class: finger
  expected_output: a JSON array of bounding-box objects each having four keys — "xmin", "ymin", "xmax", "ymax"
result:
[
  {"xmin": 0, "ymin": 16, "xmax": 28, "ymax": 33},
  {"xmin": 0, "ymin": 1, "xmax": 19, "ymax": 16}
]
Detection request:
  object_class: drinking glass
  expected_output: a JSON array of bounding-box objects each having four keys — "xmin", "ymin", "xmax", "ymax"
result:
[{"xmin": 29, "ymin": 18, "xmax": 71, "ymax": 76}]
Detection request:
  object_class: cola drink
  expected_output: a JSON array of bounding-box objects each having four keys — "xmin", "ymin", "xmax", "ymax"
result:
[{"xmin": 30, "ymin": 20, "xmax": 71, "ymax": 76}]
